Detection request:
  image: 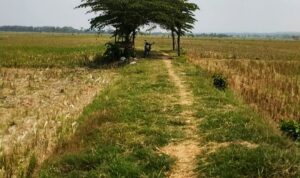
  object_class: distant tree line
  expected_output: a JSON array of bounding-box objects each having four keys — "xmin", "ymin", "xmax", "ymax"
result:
[
  {"xmin": 192, "ymin": 33, "xmax": 232, "ymax": 38},
  {"xmin": 0, "ymin": 26, "xmax": 98, "ymax": 33}
]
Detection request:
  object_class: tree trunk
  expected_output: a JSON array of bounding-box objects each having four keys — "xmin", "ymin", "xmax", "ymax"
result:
[
  {"xmin": 171, "ymin": 30, "xmax": 175, "ymax": 51},
  {"xmin": 132, "ymin": 30, "xmax": 136, "ymax": 57},
  {"xmin": 177, "ymin": 28, "xmax": 181, "ymax": 56},
  {"xmin": 132, "ymin": 30, "xmax": 136, "ymax": 47},
  {"xmin": 124, "ymin": 33, "xmax": 131, "ymax": 58}
]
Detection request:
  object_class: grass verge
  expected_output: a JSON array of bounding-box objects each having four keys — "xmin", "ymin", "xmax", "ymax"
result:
[
  {"xmin": 172, "ymin": 56, "xmax": 300, "ymax": 178},
  {"xmin": 39, "ymin": 59, "xmax": 183, "ymax": 177}
]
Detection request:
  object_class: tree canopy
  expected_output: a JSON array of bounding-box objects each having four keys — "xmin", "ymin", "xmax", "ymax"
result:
[{"xmin": 78, "ymin": 0, "xmax": 199, "ymax": 56}]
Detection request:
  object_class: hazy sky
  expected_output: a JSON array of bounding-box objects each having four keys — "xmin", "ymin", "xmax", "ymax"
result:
[{"xmin": 0, "ymin": 0, "xmax": 300, "ymax": 33}]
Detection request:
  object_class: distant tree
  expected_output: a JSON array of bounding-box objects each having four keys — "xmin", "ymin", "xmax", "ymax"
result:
[
  {"xmin": 150, "ymin": 0, "xmax": 199, "ymax": 56},
  {"xmin": 172, "ymin": 0, "xmax": 199, "ymax": 56}
]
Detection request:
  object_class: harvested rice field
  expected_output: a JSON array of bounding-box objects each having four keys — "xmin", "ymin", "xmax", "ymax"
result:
[
  {"xmin": 0, "ymin": 33, "xmax": 115, "ymax": 177},
  {"xmin": 0, "ymin": 67, "xmax": 114, "ymax": 177}
]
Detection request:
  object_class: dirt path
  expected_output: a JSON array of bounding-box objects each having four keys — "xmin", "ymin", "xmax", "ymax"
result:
[{"xmin": 161, "ymin": 55, "xmax": 201, "ymax": 178}]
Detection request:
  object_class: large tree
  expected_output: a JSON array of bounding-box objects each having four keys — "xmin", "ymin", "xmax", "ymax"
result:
[
  {"xmin": 78, "ymin": 0, "xmax": 150, "ymax": 56},
  {"xmin": 78, "ymin": 0, "xmax": 198, "ymax": 57}
]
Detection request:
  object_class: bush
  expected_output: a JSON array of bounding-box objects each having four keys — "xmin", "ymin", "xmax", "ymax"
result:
[
  {"xmin": 103, "ymin": 42, "xmax": 122, "ymax": 62},
  {"xmin": 280, "ymin": 120, "xmax": 300, "ymax": 141},
  {"xmin": 212, "ymin": 74, "xmax": 228, "ymax": 90}
]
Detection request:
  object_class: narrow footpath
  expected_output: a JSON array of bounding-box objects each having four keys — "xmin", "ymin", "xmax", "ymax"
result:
[{"xmin": 161, "ymin": 55, "xmax": 201, "ymax": 178}]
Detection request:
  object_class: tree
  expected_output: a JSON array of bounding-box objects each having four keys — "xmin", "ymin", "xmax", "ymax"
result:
[
  {"xmin": 78, "ymin": 0, "xmax": 198, "ymax": 58},
  {"xmin": 148, "ymin": 0, "xmax": 198, "ymax": 56},
  {"xmin": 171, "ymin": 0, "xmax": 199, "ymax": 56},
  {"xmin": 78, "ymin": 0, "xmax": 150, "ymax": 57}
]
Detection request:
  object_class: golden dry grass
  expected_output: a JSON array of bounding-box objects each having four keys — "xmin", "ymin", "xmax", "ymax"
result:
[
  {"xmin": 0, "ymin": 67, "xmax": 114, "ymax": 177},
  {"xmin": 184, "ymin": 38, "xmax": 300, "ymax": 122}
]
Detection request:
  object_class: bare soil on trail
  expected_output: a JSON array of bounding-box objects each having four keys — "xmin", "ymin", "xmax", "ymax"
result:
[{"xmin": 161, "ymin": 57, "xmax": 201, "ymax": 178}]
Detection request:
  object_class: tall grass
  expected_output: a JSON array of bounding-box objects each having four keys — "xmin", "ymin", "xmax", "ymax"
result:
[{"xmin": 185, "ymin": 38, "xmax": 300, "ymax": 122}]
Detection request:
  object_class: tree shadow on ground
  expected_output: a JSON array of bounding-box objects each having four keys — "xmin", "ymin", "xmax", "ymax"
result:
[{"xmin": 84, "ymin": 49, "xmax": 175, "ymax": 69}]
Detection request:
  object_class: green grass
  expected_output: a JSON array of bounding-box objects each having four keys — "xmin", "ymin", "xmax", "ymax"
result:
[
  {"xmin": 0, "ymin": 33, "xmax": 109, "ymax": 67},
  {"xmin": 171, "ymin": 56, "xmax": 300, "ymax": 178},
  {"xmin": 39, "ymin": 59, "xmax": 183, "ymax": 177}
]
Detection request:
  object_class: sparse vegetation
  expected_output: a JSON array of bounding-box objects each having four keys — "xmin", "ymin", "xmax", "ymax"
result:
[{"xmin": 186, "ymin": 38, "xmax": 300, "ymax": 122}]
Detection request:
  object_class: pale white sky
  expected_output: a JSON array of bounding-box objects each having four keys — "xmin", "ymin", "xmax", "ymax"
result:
[{"xmin": 0, "ymin": 0, "xmax": 299, "ymax": 33}]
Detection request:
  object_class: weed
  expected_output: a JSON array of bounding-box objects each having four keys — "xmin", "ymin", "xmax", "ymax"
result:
[
  {"xmin": 212, "ymin": 74, "xmax": 228, "ymax": 90},
  {"xmin": 103, "ymin": 42, "xmax": 122, "ymax": 61},
  {"xmin": 280, "ymin": 120, "xmax": 300, "ymax": 141}
]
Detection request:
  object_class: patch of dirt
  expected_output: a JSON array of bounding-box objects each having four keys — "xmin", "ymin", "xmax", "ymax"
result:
[
  {"xmin": 0, "ymin": 67, "xmax": 114, "ymax": 177},
  {"xmin": 161, "ymin": 140, "xmax": 201, "ymax": 178},
  {"xmin": 162, "ymin": 57, "xmax": 201, "ymax": 178}
]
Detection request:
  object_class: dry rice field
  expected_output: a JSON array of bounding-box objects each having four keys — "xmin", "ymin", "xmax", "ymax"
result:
[
  {"xmin": 0, "ymin": 33, "xmax": 114, "ymax": 177},
  {"xmin": 184, "ymin": 38, "xmax": 300, "ymax": 122}
]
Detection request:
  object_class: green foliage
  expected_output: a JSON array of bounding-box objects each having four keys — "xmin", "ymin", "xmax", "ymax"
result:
[
  {"xmin": 212, "ymin": 74, "xmax": 228, "ymax": 90},
  {"xmin": 78, "ymin": 0, "xmax": 199, "ymax": 56},
  {"xmin": 103, "ymin": 42, "xmax": 121, "ymax": 62},
  {"xmin": 280, "ymin": 120, "xmax": 300, "ymax": 141}
]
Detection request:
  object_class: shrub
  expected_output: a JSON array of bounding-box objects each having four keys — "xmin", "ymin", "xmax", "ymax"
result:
[
  {"xmin": 212, "ymin": 74, "xmax": 228, "ymax": 90},
  {"xmin": 280, "ymin": 120, "xmax": 300, "ymax": 141},
  {"xmin": 103, "ymin": 42, "xmax": 122, "ymax": 62}
]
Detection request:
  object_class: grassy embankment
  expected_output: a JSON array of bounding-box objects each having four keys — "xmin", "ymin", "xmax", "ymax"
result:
[
  {"xmin": 172, "ymin": 56, "xmax": 300, "ymax": 177},
  {"xmin": 39, "ymin": 58, "xmax": 183, "ymax": 177},
  {"xmin": 40, "ymin": 51, "xmax": 300, "ymax": 177}
]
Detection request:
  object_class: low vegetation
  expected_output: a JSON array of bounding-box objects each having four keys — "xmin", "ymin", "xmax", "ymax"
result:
[
  {"xmin": 280, "ymin": 120, "xmax": 300, "ymax": 141},
  {"xmin": 172, "ymin": 56, "xmax": 300, "ymax": 177},
  {"xmin": 0, "ymin": 33, "xmax": 109, "ymax": 67},
  {"xmin": 186, "ymin": 38, "xmax": 300, "ymax": 122},
  {"xmin": 0, "ymin": 67, "xmax": 113, "ymax": 177},
  {"xmin": 0, "ymin": 33, "xmax": 115, "ymax": 177},
  {"xmin": 39, "ymin": 59, "xmax": 183, "ymax": 177},
  {"xmin": 212, "ymin": 74, "xmax": 228, "ymax": 91}
]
